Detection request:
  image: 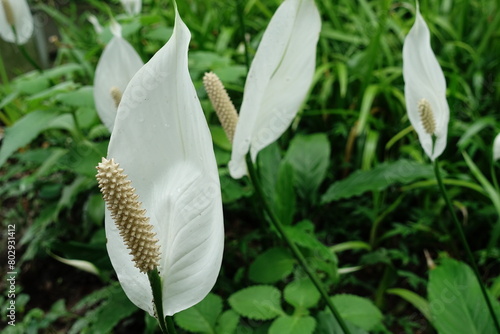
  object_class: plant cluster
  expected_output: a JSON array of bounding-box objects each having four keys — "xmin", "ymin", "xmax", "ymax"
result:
[{"xmin": 0, "ymin": 0, "xmax": 499, "ymax": 333}]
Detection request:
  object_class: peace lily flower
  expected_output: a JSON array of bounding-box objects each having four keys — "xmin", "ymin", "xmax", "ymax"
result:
[
  {"xmin": 0, "ymin": 0, "xmax": 34, "ymax": 45},
  {"xmin": 120, "ymin": 0, "xmax": 142, "ymax": 16},
  {"xmin": 93, "ymin": 22, "xmax": 143, "ymax": 132},
  {"xmin": 494, "ymin": 133, "xmax": 500, "ymax": 161},
  {"xmin": 217, "ymin": 0, "xmax": 321, "ymax": 179},
  {"xmin": 95, "ymin": 7, "xmax": 224, "ymax": 319},
  {"xmin": 402, "ymin": 4, "xmax": 449, "ymax": 161}
]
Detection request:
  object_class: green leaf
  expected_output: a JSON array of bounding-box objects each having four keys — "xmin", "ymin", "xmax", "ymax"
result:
[
  {"xmin": 357, "ymin": 84, "xmax": 378, "ymax": 135},
  {"xmin": 85, "ymin": 194, "xmax": 105, "ymax": 225},
  {"xmin": 220, "ymin": 174, "xmax": 252, "ymax": 204},
  {"xmin": 215, "ymin": 310, "xmax": 240, "ymax": 334},
  {"xmin": 59, "ymin": 141, "xmax": 107, "ymax": 177},
  {"xmin": 55, "ymin": 86, "xmax": 95, "ymax": 108},
  {"xmin": 462, "ymin": 152, "xmax": 500, "ymax": 249},
  {"xmin": 69, "ymin": 283, "xmax": 136, "ymax": 334},
  {"xmin": 269, "ymin": 316, "xmax": 316, "ymax": 334},
  {"xmin": 330, "ymin": 294, "xmax": 383, "ymax": 331},
  {"xmin": 284, "ymin": 221, "xmax": 336, "ymax": 262},
  {"xmin": 322, "ymin": 159, "xmax": 435, "ymax": 203},
  {"xmin": 257, "ymin": 142, "xmax": 282, "ymax": 204},
  {"xmin": 14, "ymin": 73, "xmax": 50, "ymax": 94},
  {"xmin": 210, "ymin": 125, "xmax": 232, "ymax": 151},
  {"xmin": 284, "ymin": 133, "xmax": 330, "ymax": 201},
  {"xmin": 0, "ymin": 110, "xmax": 63, "ymax": 167},
  {"xmin": 284, "ymin": 278, "xmax": 321, "ymax": 310},
  {"xmin": 274, "ymin": 162, "xmax": 296, "ymax": 225},
  {"xmin": 229, "ymin": 286, "xmax": 284, "ymax": 320},
  {"xmin": 174, "ymin": 293, "xmax": 222, "ymax": 333},
  {"xmin": 315, "ymin": 310, "xmax": 369, "ymax": 334},
  {"xmin": 92, "ymin": 284, "xmax": 137, "ymax": 333},
  {"xmin": 428, "ymin": 258, "xmax": 500, "ymax": 334},
  {"xmin": 386, "ymin": 288, "xmax": 431, "ymax": 320},
  {"xmin": 249, "ymin": 248, "xmax": 295, "ymax": 284}
]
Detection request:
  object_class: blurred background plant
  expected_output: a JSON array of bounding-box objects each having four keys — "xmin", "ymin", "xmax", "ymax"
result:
[{"xmin": 0, "ymin": 0, "xmax": 499, "ymax": 333}]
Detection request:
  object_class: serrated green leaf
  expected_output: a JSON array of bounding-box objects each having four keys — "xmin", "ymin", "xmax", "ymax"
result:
[
  {"xmin": 315, "ymin": 310, "xmax": 369, "ymax": 334},
  {"xmin": 249, "ymin": 247, "xmax": 295, "ymax": 284},
  {"xmin": 174, "ymin": 293, "xmax": 222, "ymax": 333},
  {"xmin": 428, "ymin": 258, "xmax": 500, "ymax": 334},
  {"xmin": 215, "ymin": 310, "xmax": 240, "ymax": 334},
  {"xmin": 322, "ymin": 159, "xmax": 435, "ymax": 203},
  {"xmin": 284, "ymin": 278, "xmax": 320, "ymax": 310},
  {"xmin": 330, "ymin": 294, "xmax": 383, "ymax": 331},
  {"xmin": 229, "ymin": 286, "xmax": 284, "ymax": 320},
  {"xmin": 269, "ymin": 316, "xmax": 316, "ymax": 334},
  {"xmin": 284, "ymin": 133, "xmax": 330, "ymax": 202}
]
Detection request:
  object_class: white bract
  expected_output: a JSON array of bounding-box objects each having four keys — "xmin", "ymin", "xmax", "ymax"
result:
[
  {"xmin": 93, "ymin": 23, "xmax": 143, "ymax": 132},
  {"xmin": 402, "ymin": 5, "xmax": 449, "ymax": 161},
  {"xmin": 0, "ymin": 0, "xmax": 33, "ymax": 45},
  {"xmin": 229, "ymin": 0, "xmax": 321, "ymax": 179},
  {"xmin": 120, "ymin": 0, "xmax": 142, "ymax": 15},
  {"xmin": 494, "ymin": 133, "xmax": 500, "ymax": 161},
  {"xmin": 104, "ymin": 8, "xmax": 224, "ymax": 317}
]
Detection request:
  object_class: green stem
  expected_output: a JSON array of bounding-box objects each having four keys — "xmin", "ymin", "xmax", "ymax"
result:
[
  {"xmin": 0, "ymin": 52, "xmax": 9, "ymax": 87},
  {"xmin": 245, "ymin": 155, "xmax": 351, "ymax": 334},
  {"xmin": 433, "ymin": 160, "xmax": 500, "ymax": 333},
  {"xmin": 236, "ymin": 0, "xmax": 250, "ymax": 72},
  {"xmin": 18, "ymin": 44, "xmax": 43, "ymax": 73},
  {"xmin": 11, "ymin": 21, "xmax": 44, "ymax": 73},
  {"xmin": 166, "ymin": 316, "xmax": 177, "ymax": 334},
  {"xmin": 147, "ymin": 269, "xmax": 169, "ymax": 333}
]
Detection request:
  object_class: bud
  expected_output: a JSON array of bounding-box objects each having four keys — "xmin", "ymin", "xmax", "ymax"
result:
[
  {"xmin": 96, "ymin": 158, "xmax": 160, "ymax": 273},
  {"xmin": 203, "ymin": 72, "xmax": 239, "ymax": 142},
  {"xmin": 418, "ymin": 98, "xmax": 436, "ymax": 135}
]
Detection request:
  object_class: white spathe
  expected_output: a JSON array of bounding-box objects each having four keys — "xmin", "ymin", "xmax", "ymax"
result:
[
  {"xmin": 93, "ymin": 23, "xmax": 143, "ymax": 132},
  {"xmin": 228, "ymin": 0, "xmax": 321, "ymax": 179},
  {"xmin": 0, "ymin": 0, "xmax": 34, "ymax": 45},
  {"xmin": 120, "ymin": 0, "xmax": 142, "ymax": 15},
  {"xmin": 105, "ymin": 8, "xmax": 224, "ymax": 317},
  {"xmin": 493, "ymin": 133, "xmax": 500, "ymax": 161},
  {"xmin": 402, "ymin": 5, "xmax": 449, "ymax": 161}
]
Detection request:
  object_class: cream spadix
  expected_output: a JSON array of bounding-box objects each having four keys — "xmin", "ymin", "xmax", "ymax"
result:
[
  {"xmin": 203, "ymin": 72, "xmax": 239, "ymax": 142},
  {"xmin": 402, "ymin": 4, "xmax": 449, "ymax": 160},
  {"xmin": 228, "ymin": 0, "xmax": 321, "ymax": 179},
  {"xmin": 93, "ymin": 22, "xmax": 143, "ymax": 132},
  {"xmin": 99, "ymin": 8, "xmax": 224, "ymax": 318}
]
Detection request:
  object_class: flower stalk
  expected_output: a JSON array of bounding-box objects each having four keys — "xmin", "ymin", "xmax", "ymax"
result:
[
  {"xmin": 245, "ymin": 154, "xmax": 351, "ymax": 334},
  {"xmin": 433, "ymin": 159, "xmax": 500, "ymax": 334}
]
